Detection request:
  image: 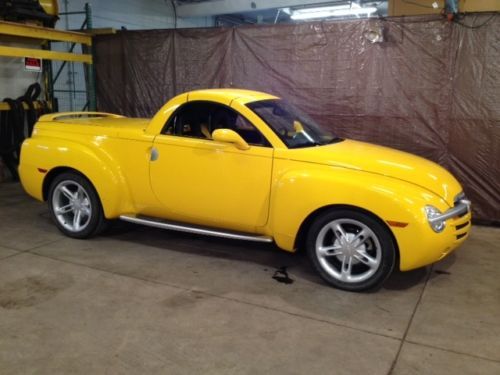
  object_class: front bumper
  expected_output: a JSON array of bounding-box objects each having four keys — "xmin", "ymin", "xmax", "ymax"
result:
[
  {"xmin": 397, "ymin": 199, "xmax": 472, "ymax": 271},
  {"xmin": 428, "ymin": 199, "xmax": 471, "ymax": 228}
]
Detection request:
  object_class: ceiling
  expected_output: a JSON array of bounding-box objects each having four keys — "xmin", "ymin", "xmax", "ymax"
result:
[{"xmin": 174, "ymin": 1, "xmax": 387, "ymax": 25}]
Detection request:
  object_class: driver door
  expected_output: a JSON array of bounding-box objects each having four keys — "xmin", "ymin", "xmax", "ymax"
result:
[{"xmin": 149, "ymin": 101, "xmax": 273, "ymax": 233}]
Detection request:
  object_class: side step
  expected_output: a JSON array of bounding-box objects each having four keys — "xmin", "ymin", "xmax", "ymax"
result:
[{"xmin": 119, "ymin": 215, "xmax": 273, "ymax": 243}]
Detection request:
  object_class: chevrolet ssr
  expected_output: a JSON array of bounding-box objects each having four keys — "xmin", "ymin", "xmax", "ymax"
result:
[{"xmin": 19, "ymin": 89, "xmax": 472, "ymax": 291}]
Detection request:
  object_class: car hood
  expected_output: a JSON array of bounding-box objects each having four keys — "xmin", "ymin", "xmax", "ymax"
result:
[{"xmin": 281, "ymin": 139, "xmax": 462, "ymax": 207}]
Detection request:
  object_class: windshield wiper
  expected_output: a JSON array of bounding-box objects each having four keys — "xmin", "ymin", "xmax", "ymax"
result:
[
  {"xmin": 291, "ymin": 141, "xmax": 321, "ymax": 148},
  {"xmin": 324, "ymin": 137, "xmax": 344, "ymax": 145}
]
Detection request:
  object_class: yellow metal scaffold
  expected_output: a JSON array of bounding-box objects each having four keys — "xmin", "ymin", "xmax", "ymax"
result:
[
  {"xmin": 0, "ymin": 4, "xmax": 95, "ymax": 112},
  {"xmin": 0, "ymin": 20, "xmax": 92, "ymax": 63}
]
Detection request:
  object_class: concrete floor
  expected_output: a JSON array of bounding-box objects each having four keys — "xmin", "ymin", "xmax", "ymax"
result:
[{"xmin": 0, "ymin": 182, "xmax": 499, "ymax": 375}]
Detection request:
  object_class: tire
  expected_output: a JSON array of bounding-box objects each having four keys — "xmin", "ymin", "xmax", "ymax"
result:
[
  {"xmin": 306, "ymin": 209, "xmax": 396, "ymax": 292},
  {"xmin": 48, "ymin": 172, "xmax": 108, "ymax": 239}
]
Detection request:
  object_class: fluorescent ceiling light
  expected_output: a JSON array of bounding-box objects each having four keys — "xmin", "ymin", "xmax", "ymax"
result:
[{"xmin": 291, "ymin": 4, "xmax": 377, "ymax": 20}]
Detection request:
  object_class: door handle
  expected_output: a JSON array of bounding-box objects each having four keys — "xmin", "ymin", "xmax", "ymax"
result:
[{"xmin": 150, "ymin": 147, "xmax": 159, "ymax": 161}]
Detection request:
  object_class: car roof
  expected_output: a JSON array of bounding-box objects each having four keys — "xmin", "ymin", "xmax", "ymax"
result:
[{"xmin": 187, "ymin": 88, "xmax": 278, "ymax": 103}]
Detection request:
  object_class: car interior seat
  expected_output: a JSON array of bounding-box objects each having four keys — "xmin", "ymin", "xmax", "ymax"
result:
[
  {"xmin": 200, "ymin": 123, "xmax": 211, "ymax": 139},
  {"xmin": 212, "ymin": 109, "xmax": 237, "ymax": 130}
]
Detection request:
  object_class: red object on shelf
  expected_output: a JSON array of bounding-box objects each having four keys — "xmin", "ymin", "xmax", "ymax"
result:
[{"xmin": 24, "ymin": 57, "xmax": 42, "ymax": 72}]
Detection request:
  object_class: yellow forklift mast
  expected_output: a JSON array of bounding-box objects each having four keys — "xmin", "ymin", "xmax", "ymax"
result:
[
  {"xmin": 0, "ymin": 0, "xmax": 59, "ymax": 27},
  {"xmin": 39, "ymin": 0, "xmax": 58, "ymax": 16}
]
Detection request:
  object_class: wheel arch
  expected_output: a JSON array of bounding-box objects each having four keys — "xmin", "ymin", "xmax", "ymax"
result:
[
  {"xmin": 40, "ymin": 161, "xmax": 129, "ymax": 219},
  {"xmin": 42, "ymin": 166, "xmax": 87, "ymax": 201},
  {"xmin": 44, "ymin": 167, "xmax": 110, "ymax": 238},
  {"xmin": 20, "ymin": 134, "xmax": 134, "ymax": 218},
  {"xmin": 294, "ymin": 204, "xmax": 400, "ymax": 264}
]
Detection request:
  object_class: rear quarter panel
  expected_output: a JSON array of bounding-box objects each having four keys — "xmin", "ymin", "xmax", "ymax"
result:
[{"xmin": 19, "ymin": 127, "xmax": 154, "ymax": 218}]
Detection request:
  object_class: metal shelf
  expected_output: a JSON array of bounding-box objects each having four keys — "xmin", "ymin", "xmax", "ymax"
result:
[
  {"xmin": 0, "ymin": 20, "xmax": 91, "ymax": 45},
  {"xmin": 0, "ymin": 3, "xmax": 97, "ymax": 111},
  {"xmin": 0, "ymin": 20, "xmax": 92, "ymax": 63},
  {"xmin": 0, "ymin": 100, "xmax": 46, "ymax": 111}
]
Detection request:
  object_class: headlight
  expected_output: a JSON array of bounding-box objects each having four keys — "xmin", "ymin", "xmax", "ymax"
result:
[
  {"xmin": 425, "ymin": 205, "xmax": 446, "ymax": 233},
  {"xmin": 454, "ymin": 191, "xmax": 466, "ymax": 204}
]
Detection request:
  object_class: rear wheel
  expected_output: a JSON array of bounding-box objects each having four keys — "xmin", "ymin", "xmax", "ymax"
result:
[
  {"xmin": 48, "ymin": 172, "xmax": 108, "ymax": 238},
  {"xmin": 306, "ymin": 209, "xmax": 396, "ymax": 292}
]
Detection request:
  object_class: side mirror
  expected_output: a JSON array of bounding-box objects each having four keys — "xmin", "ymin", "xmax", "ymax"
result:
[{"xmin": 212, "ymin": 129, "xmax": 250, "ymax": 150}]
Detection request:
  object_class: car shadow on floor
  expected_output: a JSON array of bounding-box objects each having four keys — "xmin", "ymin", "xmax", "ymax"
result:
[{"xmin": 105, "ymin": 220, "xmax": 429, "ymax": 292}]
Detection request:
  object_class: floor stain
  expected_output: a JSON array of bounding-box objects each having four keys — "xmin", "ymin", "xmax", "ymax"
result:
[
  {"xmin": 435, "ymin": 270, "xmax": 451, "ymax": 275},
  {"xmin": 0, "ymin": 274, "xmax": 73, "ymax": 310},
  {"xmin": 162, "ymin": 290, "xmax": 206, "ymax": 309},
  {"xmin": 272, "ymin": 267, "xmax": 294, "ymax": 285}
]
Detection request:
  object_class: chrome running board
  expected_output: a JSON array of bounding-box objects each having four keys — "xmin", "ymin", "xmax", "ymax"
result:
[{"xmin": 119, "ymin": 215, "xmax": 273, "ymax": 243}]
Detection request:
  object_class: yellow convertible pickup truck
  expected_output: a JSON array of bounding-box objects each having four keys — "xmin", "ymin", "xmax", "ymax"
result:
[{"xmin": 19, "ymin": 89, "xmax": 471, "ymax": 291}]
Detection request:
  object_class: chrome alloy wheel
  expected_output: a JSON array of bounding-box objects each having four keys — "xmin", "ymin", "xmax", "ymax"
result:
[
  {"xmin": 51, "ymin": 180, "xmax": 92, "ymax": 233},
  {"xmin": 315, "ymin": 219, "xmax": 382, "ymax": 283}
]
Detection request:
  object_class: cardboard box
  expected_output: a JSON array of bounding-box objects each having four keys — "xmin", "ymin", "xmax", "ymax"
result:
[{"xmin": 389, "ymin": 0, "xmax": 500, "ymax": 16}]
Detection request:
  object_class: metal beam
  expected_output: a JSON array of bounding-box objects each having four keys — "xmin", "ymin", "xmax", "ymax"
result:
[
  {"xmin": 176, "ymin": 0, "xmax": 341, "ymax": 17},
  {"xmin": 0, "ymin": 46, "xmax": 92, "ymax": 63},
  {"xmin": 0, "ymin": 20, "xmax": 91, "ymax": 45},
  {"xmin": 0, "ymin": 101, "xmax": 46, "ymax": 111}
]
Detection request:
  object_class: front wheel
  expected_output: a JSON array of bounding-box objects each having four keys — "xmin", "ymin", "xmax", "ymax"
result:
[
  {"xmin": 48, "ymin": 172, "xmax": 108, "ymax": 239},
  {"xmin": 306, "ymin": 209, "xmax": 396, "ymax": 292}
]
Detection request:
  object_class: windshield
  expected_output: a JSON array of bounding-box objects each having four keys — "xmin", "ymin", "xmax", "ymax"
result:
[{"xmin": 247, "ymin": 99, "xmax": 342, "ymax": 148}]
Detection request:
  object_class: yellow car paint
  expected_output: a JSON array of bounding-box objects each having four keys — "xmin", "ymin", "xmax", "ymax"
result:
[
  {"xmin": 19, "ymin": 89, "xmax": 471, "ymax": 272},
  {"xmin": 150, "ymin": 133, "xmax": 273, "ymax": 231}
]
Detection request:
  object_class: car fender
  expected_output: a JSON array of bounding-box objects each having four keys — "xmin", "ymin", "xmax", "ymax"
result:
[
  {"xmin": 269, "ymin": 162, "xmax": 448, "ymax": 254},
  {"xmin": 19, "ymin": 136, "xmax": 133, "ymax": 218}
]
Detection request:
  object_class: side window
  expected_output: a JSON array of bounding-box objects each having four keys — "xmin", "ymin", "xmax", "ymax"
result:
[
  {"xmin": 210, "ymin": 105, "xmax": 270, "ymax": 147},
  {"xmin": 162, "ymin": 102, "xmax": 211, "ymax": 139},
  {"xmin": 162, "ymin": 101, "xmax": 270, "ymax": 147},
  {"xmin": 231, "ymin": 113, "xmax": 270, "ymax": 147}
]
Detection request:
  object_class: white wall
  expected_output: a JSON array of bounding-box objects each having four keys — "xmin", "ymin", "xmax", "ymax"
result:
[{"xmin": 0, "ymin": 42, "xmax": 43, "ymax": 100}]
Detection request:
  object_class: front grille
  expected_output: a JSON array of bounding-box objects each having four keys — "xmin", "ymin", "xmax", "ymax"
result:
[{"xmin": 452, "ymin": 192, "xmax": 470, "ymax": 241}]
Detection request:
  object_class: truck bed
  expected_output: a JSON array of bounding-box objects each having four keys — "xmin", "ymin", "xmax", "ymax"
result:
[{"xmin": 35, "ymin": 112, "xmax": 151, "ymax": 138}]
